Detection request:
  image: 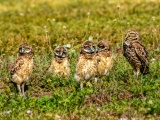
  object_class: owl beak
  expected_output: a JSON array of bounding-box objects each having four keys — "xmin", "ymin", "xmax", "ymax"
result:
[
  {"xmin": 60, "ymin": 51, "xmax": 63, "ymax": 56},
  {"xmin": 97, "ymin": 47, "xmax": 101, "ymax": 52},
  {"xmin": 90, "ymin": 46, "xmax": 95, "ymax": 53}
]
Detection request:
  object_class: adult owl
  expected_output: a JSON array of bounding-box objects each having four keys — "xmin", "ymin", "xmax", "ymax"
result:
[
  {"xmin": 123, "ymin": 29, "xmax": 149, "ymax": 77},
  {"xmin": 97, "ymin": 40, "xmax": 113, "ymax": 77},
  {"xmin": 74, "ymin": 40, "xmax": 97, "ymax": 89},
  {"xmin": 9, "ymin": 43, "xmax": 34, "ymax": 97},
  {"xmin": 49, "ymin": 46, "xmax": 70, "ymax": 78}
]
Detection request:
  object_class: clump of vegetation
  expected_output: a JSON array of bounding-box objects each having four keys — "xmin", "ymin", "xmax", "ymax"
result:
[{"xmin": 0, "ymin": 0, "xmax": 160, "ymax": 119}]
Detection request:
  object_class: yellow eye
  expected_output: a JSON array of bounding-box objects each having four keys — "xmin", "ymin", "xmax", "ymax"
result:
[
  {"xmin": 84, "ymin": 46, "xmax": 90, "ymax": 49},
  {"xmin": 130, "ymin": 34, "xmax": 135, "ymax": 37},
  {"xmin": 25, "ymin": 48, "xmax": 30, "ymax": 51},
  {"xmin": 99, "ymin": 45, "xmax": 104, "ymax": 49}
]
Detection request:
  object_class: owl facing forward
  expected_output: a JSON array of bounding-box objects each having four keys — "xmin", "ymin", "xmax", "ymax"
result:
[
  {"xmin": 74, "ymin": 40, "xmax": 97, "ymax": 89},
  {"xmin": 9, "ymin": 43, "xmax": 34, "ymax": 97},
  {"xmin": 97, "ymin": 40, "xmax": 113, "ymax": 77},
  {"xmin": 123, "ymin": 29, "xmax": 149, "ymax": 77},
  {"xmin": 49, "ymin": 46, "xmax": 70, "ymax": 78}
]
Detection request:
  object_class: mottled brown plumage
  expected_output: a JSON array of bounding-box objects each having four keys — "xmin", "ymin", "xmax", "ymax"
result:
[
  {"xmin": 123, "ymin": 29, "xmax": 149, "ymax": 77},
  {"xmin": 49, "ymin": 46, "xmax": 70, "ymax": 78},
  {"xmin": 9, "ymin": 43, "xmax": 34, "ymax": 97},
  {"xmin": 74, "ymin": 40, "xmax": 97, "ymax": 89},
  {"xmin": 97, "ymin": 40, "xmax": 113, "ymax": 77}
]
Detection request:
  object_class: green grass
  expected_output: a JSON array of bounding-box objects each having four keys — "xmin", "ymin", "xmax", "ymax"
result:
[{"xmin": 0, "ymin": 0, "xmax": 160, "ymax": 119}]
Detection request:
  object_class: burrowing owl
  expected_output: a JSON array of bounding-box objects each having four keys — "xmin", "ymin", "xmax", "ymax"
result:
[
  {"xmin": 49, "ymin": 46, "xmax": 70, "ymax": 78},
  {"xmin": 123, "ymin": 29, "xmax": 149, "ymax": 77},
  {"xmin": 9, "ymin": 43, "xmax": 34, "ymax": 97},
  {"xmin": 74, "ymin": 40, "xmax": 97, "ymax": 89},
  {"xmin": 97, "ymin": 40, "xmax": 113, "ymax": 77}
]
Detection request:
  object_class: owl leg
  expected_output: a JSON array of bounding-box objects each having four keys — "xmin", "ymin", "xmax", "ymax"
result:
[
  {"xmin": 80, "ymin": 81, "xmax": 83, "ymax": 90},
  {"xmin": 101, "ymin": 76, "xmax": 105, "ymax": 84},
  {"xmin": 94, "ymin": 77, "xmax": 97, "ymax": 84},
  {"xmin": 17, "ymin": 84, "xmax": 23, "ymax": 96},
  {"xmin": 136, "ymin": 70, "xmax": 140, "ymax": 78},
  {"xmin": 21, "ymin": 83, "xmax": 25, "ymax": 97},
  {"xmin": 134, "ymin": 68, "xmax": 140, "ymax": 78},
  {"xmin": 134, "ymin": 71, "xmax": 136, "ymax": 76}
]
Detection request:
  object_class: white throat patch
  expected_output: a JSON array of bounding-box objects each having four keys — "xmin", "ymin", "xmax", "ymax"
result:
[{"xmin": 125, "ymin": 41, "xmax": 130, "ymax": 46}]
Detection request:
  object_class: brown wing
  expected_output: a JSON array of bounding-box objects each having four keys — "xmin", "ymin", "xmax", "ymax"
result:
[
  {"xmin": 133, "ymin": 43, "xmax": 149, "ymax": 66},
  {"xmin": 10, "ymin": 57, "xmax": 25, "ymax": 75}
]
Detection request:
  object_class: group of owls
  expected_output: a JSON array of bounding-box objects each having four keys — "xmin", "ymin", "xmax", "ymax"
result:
[{"xmin": 8, "ymin": 29, "xmax": 149, "ymax": 97}]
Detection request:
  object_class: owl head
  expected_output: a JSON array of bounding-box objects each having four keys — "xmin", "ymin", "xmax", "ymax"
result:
[
  {"xmin": 54, "ymin": 46, "xmax": 67, "ymax": 58},
  {"xmin": 19, "ymin": 43, "xmax": 33, "ymax": 55},
  {"xmin": 125, "ymin": 29, "xmax": 141, "ymax": 42},
  {"xmin": 80, "ymin": 40, "xmax": 96, "ymax": 54},
  {"xmin": 97, "ymin": 40, "xmax": 111, "ymax": 52}
]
